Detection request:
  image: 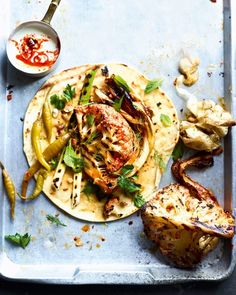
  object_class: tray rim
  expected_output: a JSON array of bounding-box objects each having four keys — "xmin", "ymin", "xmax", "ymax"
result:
[{"xmin": 0, "ymin": 0, "xmax": 236, "ymax": 284}]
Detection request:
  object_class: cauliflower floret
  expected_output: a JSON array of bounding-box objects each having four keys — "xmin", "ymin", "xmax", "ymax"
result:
[
  {"xmin": 178, "ymin": 56, "xmax": 200, "ymax": 86},
  {"xmin": 175, "ymin": 68, "xmax": 236, "ymax": 151}
]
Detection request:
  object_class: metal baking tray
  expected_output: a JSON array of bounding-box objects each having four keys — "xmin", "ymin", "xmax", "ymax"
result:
[{"xmin": 0, "ymin": 0, "xmax": 235, "ymax": 284}]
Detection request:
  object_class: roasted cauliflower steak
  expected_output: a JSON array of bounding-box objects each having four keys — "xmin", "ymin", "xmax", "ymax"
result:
[{"xmin": 141, "ymin": 152, "xmax": 234, "ymax": 268}]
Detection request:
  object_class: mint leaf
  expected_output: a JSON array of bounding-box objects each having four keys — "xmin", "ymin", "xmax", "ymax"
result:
[
  {"xmin": 63, "ymin": 141, "xmax": 84, "ymax": 173},
  {"xmin": 160, "ymin": 114, "xmax": 172, "ymax": 127},
  {"xmin": 118, "ymin": 175, "xmax": 141, "ymax": 194},
  {"xmin": 5, "ymin": 233, "xmax": 31, "ymax": 249},
  {"xmin": 113, "ymin": 75, "xmax": 130, "ymax": 93},
  {"xmin": 144, "ymin": 79, "xmax": 163, "ymax": 94},
  {"xmin": 113, "ymin": 95, "xmax": 124, "ymax": 112},
  {"xmin": 172, "ymin": 140, "xmax": 185, "ymax": 161},
  {"xmin": 154, "ymin": 152, "xmax": 166, "ymax": 171}
]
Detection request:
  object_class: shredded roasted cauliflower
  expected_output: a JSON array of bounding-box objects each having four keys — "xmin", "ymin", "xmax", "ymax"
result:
[{"xmin": 175, "ymin": 75, "xmax": 236, "ymax": 151}]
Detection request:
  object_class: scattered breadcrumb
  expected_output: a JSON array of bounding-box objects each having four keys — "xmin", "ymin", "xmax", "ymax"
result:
[
  {"xmin": 81, "ymin": 224, "xmax": 90, "ymax": 232},
  {"xmin": 74, "ymin": 236, "xmax": 83, "ymax": 247}
]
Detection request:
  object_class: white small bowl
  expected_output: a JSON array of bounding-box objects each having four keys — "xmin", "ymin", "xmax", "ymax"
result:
[{"xmin": 7, "ymin": 20, "xmax": 61, "ymax": 77}]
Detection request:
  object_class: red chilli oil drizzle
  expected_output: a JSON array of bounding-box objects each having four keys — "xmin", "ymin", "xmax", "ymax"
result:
[{"xmin": 11, "ymin": 34, "xmax": 59, "ymax": 68}]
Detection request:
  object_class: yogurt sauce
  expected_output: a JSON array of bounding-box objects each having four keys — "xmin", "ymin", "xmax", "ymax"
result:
[{"xmin": 7, "ymin": 22, "xmax": 60, "ymax": 74}]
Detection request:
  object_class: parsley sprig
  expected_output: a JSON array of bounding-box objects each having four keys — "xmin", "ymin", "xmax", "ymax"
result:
[
  {"xmin": 50, "ymin": 94, "xmax": 65, "ymax": 110},
  {"xmin": 62, "ymin": 84, "xmax": 76, "ymax": 101}
]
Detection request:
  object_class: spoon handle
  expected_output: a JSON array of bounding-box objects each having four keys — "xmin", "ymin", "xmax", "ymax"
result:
[{"xmin": 41, "ymin": 0, "xmax": 61, "ymax": 25}]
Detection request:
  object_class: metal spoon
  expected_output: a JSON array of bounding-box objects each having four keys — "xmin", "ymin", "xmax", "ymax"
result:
[{"xmin": 6, "ymin": 0, "xmax": 61, "ymax": 77}]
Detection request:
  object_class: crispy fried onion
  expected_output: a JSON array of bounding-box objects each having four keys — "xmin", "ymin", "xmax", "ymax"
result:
[
  {"xmin": 141, "ymin": 152, "xmax": 234, "ymax": 268},
  {"xmin": 175, "ymin": 75, "xmax": 236, "ymax": 151},
  {"xmin": 75, "ymin": 101, "xmax": 154, "ymax": 193}
]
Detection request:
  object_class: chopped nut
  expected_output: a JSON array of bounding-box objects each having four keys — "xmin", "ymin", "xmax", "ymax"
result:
[
  {"xmin": 120, "ymin": 201, "xmax": 128, "ymax": 207},
  {"xmin": 81, "ymin": 224, "xmax": 90, "ymax": 232},
  {"xmin": 61, "ymin": 113, "xmax": 69, "ymax": 120},
  {"xmin": 74, "ymin": 236, "xmax": 83, "ymax": 247},
  {"xmin": 67, "ymin": 177, "xmax": 73, "ymax": 184},
  {"xmin": 57, "ymin": 123, "xmax": 65, "ymax": 131},
  {"xmin": 52, "ymin": 108, "xmax": 59, "ymax": 118},
  {"xmin": 63, "ymin": 104, "xmax": 74, "ymax": 113}
]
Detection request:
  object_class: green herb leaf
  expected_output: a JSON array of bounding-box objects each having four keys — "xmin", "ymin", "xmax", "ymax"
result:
[
  {"xmin": 84, "ymin": 131, "xmax": 100, "ymax": 145},
  {"xmin": 113, "ymin": 95, "xmax": 124, "ymax": 112},
  {"xmin": 82, "ymin": 181, "xmax": 99, "ymax": 196},
  {"xmin": 62, "ymin": 84, "xmax": 76, "ymax": 101},
  {"xmin": 130, "ymin": 174, "xmax": 138, "ymax": 181},
  {"xmin": 113, "ymin": 75, "xmax": 130, "ymax": 93},
  {"xmin": 160, "ymin": 114, "xmax": 172, "ymax": 127},
  {"xmin": 117, "ymin": 165, "xmax": 141, "ymax": 195},
  {"xmin": 82, "ymin": 180, "xmax": 105, "ymax": 200},
  {"xmin": 50, "ymin": 84, "xmax": 75, "ymax": 110},
  {"xmin": 63, "ymin": 141, "xmax": 84, "ymax": 173},
  {"xmin": 80, "ymin": 69, "xmax": 98, "ymax": 105},
  {"xmin": 50, "ymin": 94, "xmax": 65, "ymax": 110},
  {"xmin": 154, "ymin": 152, "xmax": 166, "ymax": 171},
  {"xmin": 134, "ymin": 193, "xmax": 145, "ymax": 208},
  {"xmin": 5, "ymin": 233, "xmax": 31, "ymax": 249},
  {"xmin": 118, "ymin": 175, "xmax": 141, "ymax": 194},
  {"xmin": 121, "ymin": 164, "xmax": 134, "ymax": 176},
  {"xmin": 172, "ymin": 140, "xmax": 185, "ymax": 161},
  {"xmin": 144, "ymin": 79, "xmax": 163, "ymax": 94},
  {"xmin": 50, "ymin": 157, "xmax": 59, "ymax": 169},
  {"xmin": 86, "ymin": 114, "xmax": 95, "ymax": 127},
  {"xmin": 46, "ymin": 214, "xmax": 67, "ymax": 227}
]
